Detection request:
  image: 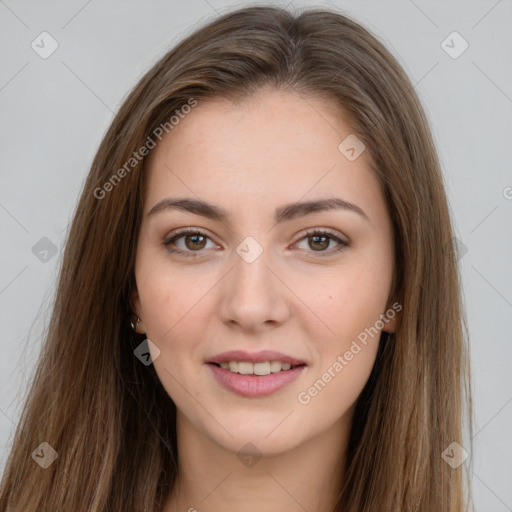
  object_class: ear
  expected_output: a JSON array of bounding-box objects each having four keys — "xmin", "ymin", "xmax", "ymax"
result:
[
  {"xmin": 381, "ymin": 300, "xmax": 401, "ymax": 334},
  {"xmin": 382, "ymin": 315, "xmax": 397, "ymax": 333},
  {"xmin": 130, "ymin": 289, "xmax": 147, "ymax": 334}
]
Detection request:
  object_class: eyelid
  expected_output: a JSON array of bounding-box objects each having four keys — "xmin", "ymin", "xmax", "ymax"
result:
[{"xmin": 294, "ymin": 227, "xmax": 349, "ymax": 245}]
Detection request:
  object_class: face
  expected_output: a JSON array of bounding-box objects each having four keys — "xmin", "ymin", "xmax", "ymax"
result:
[{"xmin": 131, "ymin": 88, "xmax": 396, "ymax": 456}]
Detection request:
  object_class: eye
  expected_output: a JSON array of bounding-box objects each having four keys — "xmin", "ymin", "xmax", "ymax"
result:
[
  {"xmin": 293, "ymin": 228, "xmax": 348, "ymax": 256},
  {"xmin": 163, "ymin": 228, "xmax": 218, "ymax": 257}
]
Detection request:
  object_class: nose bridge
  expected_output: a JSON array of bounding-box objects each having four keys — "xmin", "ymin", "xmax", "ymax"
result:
[
  {"xmin": 232, "ymin": 234, "xmax": 277, "ymax": 302},
  {"xmin": 235, "ymin": 236, "xmax": 273, "ymax": 291},
  {"xmin": 218, "ymin": 234, "xmax": 289, "ymax": 329}
]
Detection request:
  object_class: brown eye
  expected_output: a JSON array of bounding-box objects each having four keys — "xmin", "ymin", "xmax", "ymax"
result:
[
  {"xmin": 163, "ymin": 229, "xmax": 215, "ymax": 257},
  {"xmin": 294, "ymin": 229, "xmax": 348, "ymax": 256},
  {"xmin": 183, "ymin": 233, "xmax": 207, "ymax": 250},
  {"xmin": 308, "ymin": 234, "xmax": 330, "ymax": 251}
]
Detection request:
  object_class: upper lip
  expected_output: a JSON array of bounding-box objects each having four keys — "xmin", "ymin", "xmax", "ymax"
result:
[{"xmin": 206, "ymin": 350, "xmax": 307, "ymax": 366}]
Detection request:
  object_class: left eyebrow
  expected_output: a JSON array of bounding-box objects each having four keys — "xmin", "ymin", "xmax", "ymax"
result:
[{"xmin": 147, "ymin": 197, "xmax": 369, "ymax": 223}]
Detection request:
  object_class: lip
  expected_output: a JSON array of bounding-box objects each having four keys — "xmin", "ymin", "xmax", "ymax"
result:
[
  {"xmin": 206, "ymin": 350, "xmax": 307, "ymax": 366},
  {"xmin": 207, "ymin": 363, "xmax": 307, "ymax": 397}
]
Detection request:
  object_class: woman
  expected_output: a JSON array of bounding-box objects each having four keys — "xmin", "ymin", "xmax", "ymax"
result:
[{"xmin": 0, "ymin": 5, "xmax": 473, "ymax": 511}]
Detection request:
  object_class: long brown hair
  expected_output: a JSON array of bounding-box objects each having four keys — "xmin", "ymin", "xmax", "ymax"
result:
[{"xmin": 0, "ymin": 5, "xmax": 473, "ymax": 511}]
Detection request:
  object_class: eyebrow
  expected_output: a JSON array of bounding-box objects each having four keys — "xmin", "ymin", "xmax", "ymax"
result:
[{"xmin": 147, "ymin": 197, "xmax": 369, "ymax": 223}]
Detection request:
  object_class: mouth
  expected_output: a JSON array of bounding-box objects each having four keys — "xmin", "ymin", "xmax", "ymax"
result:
[
  {"xmin": 206, "ymin": 361, "xmax": 307, "ymax": 398},
  {"xmin": 207, "ymin": 360, "xmax": 306, "ymax": 376},
  {"xmin": 205, "ymin": 350, "xmax": 308, "ymax": 397},
  {"xmin": 206, "ymin": 349, "xmax": 307, "ymax": 368}
]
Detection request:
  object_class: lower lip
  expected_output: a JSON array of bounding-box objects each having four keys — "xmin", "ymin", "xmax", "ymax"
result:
[{"xmin": 207, "ymin": 363, "xmax": 307, "ymax": 397}]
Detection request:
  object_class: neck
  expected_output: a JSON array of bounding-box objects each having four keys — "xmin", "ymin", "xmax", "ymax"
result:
[{"xmin": 165, "ymin": 408, "xmax": 353, "ymax": 512}]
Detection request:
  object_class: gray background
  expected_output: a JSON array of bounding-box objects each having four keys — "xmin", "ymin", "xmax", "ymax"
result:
[{"xmin": 1, "ymin": 1, "xmax": 511, "ymax": 510}]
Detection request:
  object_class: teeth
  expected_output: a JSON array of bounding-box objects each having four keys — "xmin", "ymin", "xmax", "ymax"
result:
[
  {"xmin": 217, "ymin": 360, "xmax": 295, "ymax": 375},
  {"xmin": 238, "ymin": 362, "xmax": 253, "ymax": 374},
  {"xmin": 254, "ymin": 362, "xmax": 270, "ymax": 375},
  {"xmin": 270, "ymin": 361, "xmax": 282, "ymax": 373}
]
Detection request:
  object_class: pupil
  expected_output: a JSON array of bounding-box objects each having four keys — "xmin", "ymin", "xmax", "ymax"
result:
[
  {"xmin": 187, "ymin": 234, "xmax": 205, "ymax": 250},
  {"xmin": 311, "ymin": 235, "xmax": 328, "ymax": 250}
]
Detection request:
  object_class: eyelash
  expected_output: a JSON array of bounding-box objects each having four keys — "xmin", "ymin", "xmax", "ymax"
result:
[{"xmin": 163, "ymin": 228, "xmax": 348, "ymax": 258}]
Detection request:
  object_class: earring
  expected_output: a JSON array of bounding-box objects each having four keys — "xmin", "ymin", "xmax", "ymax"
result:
[{"xmin": 130, "ymin": 317, "xmax": 140, "ymax": 331}]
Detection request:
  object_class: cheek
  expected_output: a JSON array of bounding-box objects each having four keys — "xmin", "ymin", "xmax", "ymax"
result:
[
  {"xmin": 293, "ymin": 270, "xmax": 386, "ymax": 430},
  {"xmin": 291, "ymin": 256, "xmax": 391, "ymax": 414},
  {"xmin": 137, "ymin": 254, "xmax": 212, "ymax": 343},
  {"xmin": 295, "ymin": 259, "xmax": 391, "ymax": 343},
  {"xmin": 136, "ymin": 261, "xmax": 218, "ymax": 395},
  {"xmin": 137, "ymin": 271, "xmax": 208, "ymax": 402},
  {"xmin": 297, "ymin": 336, "xmax": 379, "ymax": 438}
]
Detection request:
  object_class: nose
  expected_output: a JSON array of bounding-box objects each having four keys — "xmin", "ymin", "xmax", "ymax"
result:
[{"xmin": 217, "ymin": 242, "xmax": 291, "ymax": 333}]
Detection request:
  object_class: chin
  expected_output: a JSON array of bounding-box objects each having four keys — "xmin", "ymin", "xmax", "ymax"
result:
[{"xmin": 197, "ymin": 415, "xmax": 306, "ymax": 457}]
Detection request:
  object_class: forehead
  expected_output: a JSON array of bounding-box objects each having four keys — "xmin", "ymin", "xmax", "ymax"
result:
[{"xmin": 142, "ymin": 88, "xmax": 383, "ymax": 222}]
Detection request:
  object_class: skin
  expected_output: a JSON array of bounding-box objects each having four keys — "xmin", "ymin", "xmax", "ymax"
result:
[{"xmin": 131, "ymin": 87, "xmax": 396, "ymax": 512}]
